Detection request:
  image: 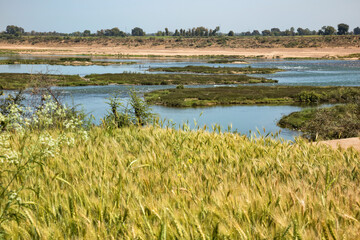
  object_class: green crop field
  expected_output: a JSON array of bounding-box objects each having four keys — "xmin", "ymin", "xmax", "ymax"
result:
[{"xmin": 0, "ymin": 92, "xmax": 360, "ymax": 239}]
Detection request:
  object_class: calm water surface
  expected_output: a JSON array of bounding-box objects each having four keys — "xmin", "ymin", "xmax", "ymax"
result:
[
  {"xmin": 1, "ymin": 57, "xmax": 359, "ymax": 140},
  {"xmin": 1, "ymin": 57, "xmax": 359, "ymax": 86}
]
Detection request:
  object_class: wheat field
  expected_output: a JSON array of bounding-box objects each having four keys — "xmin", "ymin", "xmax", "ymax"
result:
[{"xmin": 1, "ymin": 126, "xmax": 360, "ymax": 239}]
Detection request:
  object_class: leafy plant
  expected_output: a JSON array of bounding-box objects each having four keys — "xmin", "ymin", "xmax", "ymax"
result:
[
  {"xmin": 103, "ymin": 90, "xmax": 154, "ymax": 128},
  {"xmin": 297, "ymin": 91, "xmax": 322, "ymax": 103}
]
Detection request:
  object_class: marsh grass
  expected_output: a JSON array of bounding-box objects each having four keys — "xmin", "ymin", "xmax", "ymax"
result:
[
  {"xmin": 0, "ymin": 59, "xmax": 135, "ymax": 66},
  {"xmin": 0, "ymin": 73, "xmax": 84, "ymax": 90},
  {"xmin": 145, "ymin": 86, "xmax": 360, "ymax": 107},
  {"xmin": 148, "ymin": 65, "xmax": 283, "ymax": 74},
  {"xmin": 0, "ymin": 73, "xmax": 276, "ymax": 90},
  {"xmin": 278, "ymin": 103, "xmax": 360, "ymax": 140}
]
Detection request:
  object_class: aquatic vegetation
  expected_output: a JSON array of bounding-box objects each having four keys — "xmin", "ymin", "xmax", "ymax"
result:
[
  {"xmin": 207, "ymin": 59, "xmax": 248, "ymax": 64},
  {"xmin": 145, "ymin": 86, "xmax": 360, "ymax": 107},
  {"xmin": 149, "ymin": 65, "xmax": 283, "ymax": 74},
  {"xmin": 84, "ymin": 73, "xmax": 277, "ymax": 85},
  {"xmin": 278, "ymin": 103, "xmax": 360, "ymax": 139},
  {"xmin": 0, "ymin": 58, "xmax": 136, "ymax": 66},
  {"xmin": 103, "ymin": 90, "xmax": 154, "ymax": 128},
  {"xmin": 0, "ymin": 73, "xmax": 276, "ymax": 90}
]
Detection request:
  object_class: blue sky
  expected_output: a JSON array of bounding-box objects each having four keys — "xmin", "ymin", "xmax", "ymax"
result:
[{"xmin": 1, "ymin": 0, "xmax": 359, "ymax": 33}]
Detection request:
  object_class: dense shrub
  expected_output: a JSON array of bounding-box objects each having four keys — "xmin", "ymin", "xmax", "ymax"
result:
[{"xmin": 297, "ymin": 91, "xmax": 322, "ymax": 103}]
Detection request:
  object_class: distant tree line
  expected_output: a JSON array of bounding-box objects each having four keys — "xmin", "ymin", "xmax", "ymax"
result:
[
  {"xmin": 1, "ymin": 23, "xmax": 360, "ymax": 38},
  {"xmin": 154, "ymin": 26, "xmax": 221, "ymax": 37},
  {"xmin": 229, "ymin": 24, "xmax": 358, "ymax": 37}
]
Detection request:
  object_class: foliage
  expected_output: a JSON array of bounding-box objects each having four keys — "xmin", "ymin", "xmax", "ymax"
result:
[
  {"xmin": 0, "ymin": 94, "xmax": 86, "ymax": 132},
  {"xmin": 354, "ymin": 27, "xmax": 360, "ymax": 35},
  {"xmin": 279, "ymin": 103, "xmax": 360, "ymax": 140},
  {"xmin": 149, "ymin": 65, "xmax": 283, "ymax": 74},
  {"xmin": 59, "ymin": 57, "xmax": 91, "ymax": 62},
  {"xmin": 0, "ymin": 23, "xmax": 357, "ymax": 38},
  {"xmin": 5, "ymin": 25, "xmax": 24, "ymax": 36},
  {"xmin": 207, "ymin": 59, "xmax": 247, "ymax": 64},
  {"xmin": 131, "ymin": 27, "xmax": 145, "ymax": 36},
  {"xmin": 0, "ymin": 58, "xmax": 135, "ymax": 66},
  {"xmin": 321, "ymin": 26, "xmax": 336, "ymax": 35},
  {"xmin": 145, "ymin": 86, "xmax": 360, "ymax": 107},
  {"xmin": 96, "ymin": 28, "xmax": 127, "ymax": 37},
  {"xmin": 85, "ymin": 73, "xmax": 276, "ymax": 85},
  {"xmin": 297, "ymin": 91, "xmax": 322, "ymax": 103},
  {"xmin": 1, "ymin": 34, "xmax": 359, "ymax": 50},
  {"xmin": 103, "ymin": 90, "xmax": 153, "ymax": 128},
  {"xmin": 0, "ymin": 73, "xmax": 276, "ymax": 90},
  {"xmin": 277, "ymin": 108, "xmax": 316, "ymax": 130},
  {"xmin": 337, "ymin": 23, "xmax": 349, "ymax": 35}
]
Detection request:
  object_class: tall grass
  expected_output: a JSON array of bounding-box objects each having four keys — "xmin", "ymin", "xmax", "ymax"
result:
[{"xmin": 1, "ymin": 124, "xmax": 359, "ymax": 239}]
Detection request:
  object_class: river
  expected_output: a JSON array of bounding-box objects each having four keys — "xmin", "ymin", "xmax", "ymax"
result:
[{"xmin": 1, "ymin": 56, "xmax": 359, "ymax": 140}]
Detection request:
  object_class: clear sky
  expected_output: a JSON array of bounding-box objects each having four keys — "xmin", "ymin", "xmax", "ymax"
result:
[{"xmin": 0, "ymin": 0, "xmax": 359, "ymax": 34}]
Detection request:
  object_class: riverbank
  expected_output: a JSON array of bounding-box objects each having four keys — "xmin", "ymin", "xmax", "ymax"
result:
[
  {"xmin": 278, "ymin": 103, "xmax": 360, "ymax": 140},
  {"xmin": 318, "ymin": 137, "xmax": 360, "ymax": 152},
  {"xmin": 1, "ymin": 43, "xmax": 360, "ymax": 59}
]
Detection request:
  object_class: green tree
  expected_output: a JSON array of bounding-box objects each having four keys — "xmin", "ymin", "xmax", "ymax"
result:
[
  {"xmin": 322, "ymin": 26, "xmax": 336, "ymax": 35},
  {"xmin": 228, "ymin": 30, "xmax": 234, "ymax": 36},
  {"xmin": 155, "ymin": 31, "xmax": 164, "ymax": 36},
  {"xmin": 252, "ymin": 30, "xmax": 260, "ymax": 36},
  {"xmin": 290, "ymin": 27, "xmax": 295, "ymax": 35},
  {"xmin": 262, "ymin": 30, "xmax": 271, "ymax": 36},
  {"xmin": 353, "ymin": 27, "xmax": 360, "ymax": 35},
  {"xmin": 72, "ymin": 31, "xmax": 81, "ymax": 37},
  {"xmin": 211, "ymin": 26, "xmax": 220, "ymax": 36},
  {"xmin": 337, "ymin": 23, "xmax": 349, "ymax": 35},
  {"xmin": 270, "ymin": 28, "xmax": 281, "ymax": 36},
  {"xmin": 165, "ymin": 28, "xmax": 169, "ymax": 36},
  {"xmin": 5, "ymin": 25, "xmax": 24, "ymax": 36},
  {"xmin": 83, "ymin": 30, "xmax": 91, "ymax": 37},
  {"xmin": 284, "ymin": 29, "xmax": 293, "ymax": 36},
  {"xmin": 132, "ymin": 27, "xmax": 145, "ymax": 36}
]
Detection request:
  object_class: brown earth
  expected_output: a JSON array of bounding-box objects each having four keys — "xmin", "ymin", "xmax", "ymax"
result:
[
  {"xmin": 317, "ymin": 138, "xmax": 360, "ymax": 153},
  {"xmin": 1, "ymin": 43, "xmax": 360, "ymax": 59},
  {"xmin": 1, "ymin": 35, "xmax": 360, "ymax": 58}
]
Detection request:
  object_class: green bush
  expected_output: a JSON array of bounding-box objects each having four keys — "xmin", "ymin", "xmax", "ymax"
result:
[
  {"xmin": 103, "ymin": 90, "xmax": 153, "ymax": 128},
  {"xmin": 297, "ymin": 91, "xmax": 322, "ymax": 103}
]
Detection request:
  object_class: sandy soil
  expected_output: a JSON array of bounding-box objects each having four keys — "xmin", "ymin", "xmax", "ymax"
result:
[
  {"xmin": 1, "ymin": 43, "xmax": 360, "ymax": 58},
  {"xmin": 317, "ymin": 138, "xmax": 360, "ymax": 153}
]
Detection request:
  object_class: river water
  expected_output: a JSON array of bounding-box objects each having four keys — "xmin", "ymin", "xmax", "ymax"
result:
[{"xmin": 1, "ymin": 56, "xmax": 359, "ymax": 140}]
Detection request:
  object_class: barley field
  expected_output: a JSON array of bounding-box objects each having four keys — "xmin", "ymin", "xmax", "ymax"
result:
[{"xmin": 1, "ymin": 125, "xmax": 360, "ymax": 239}]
